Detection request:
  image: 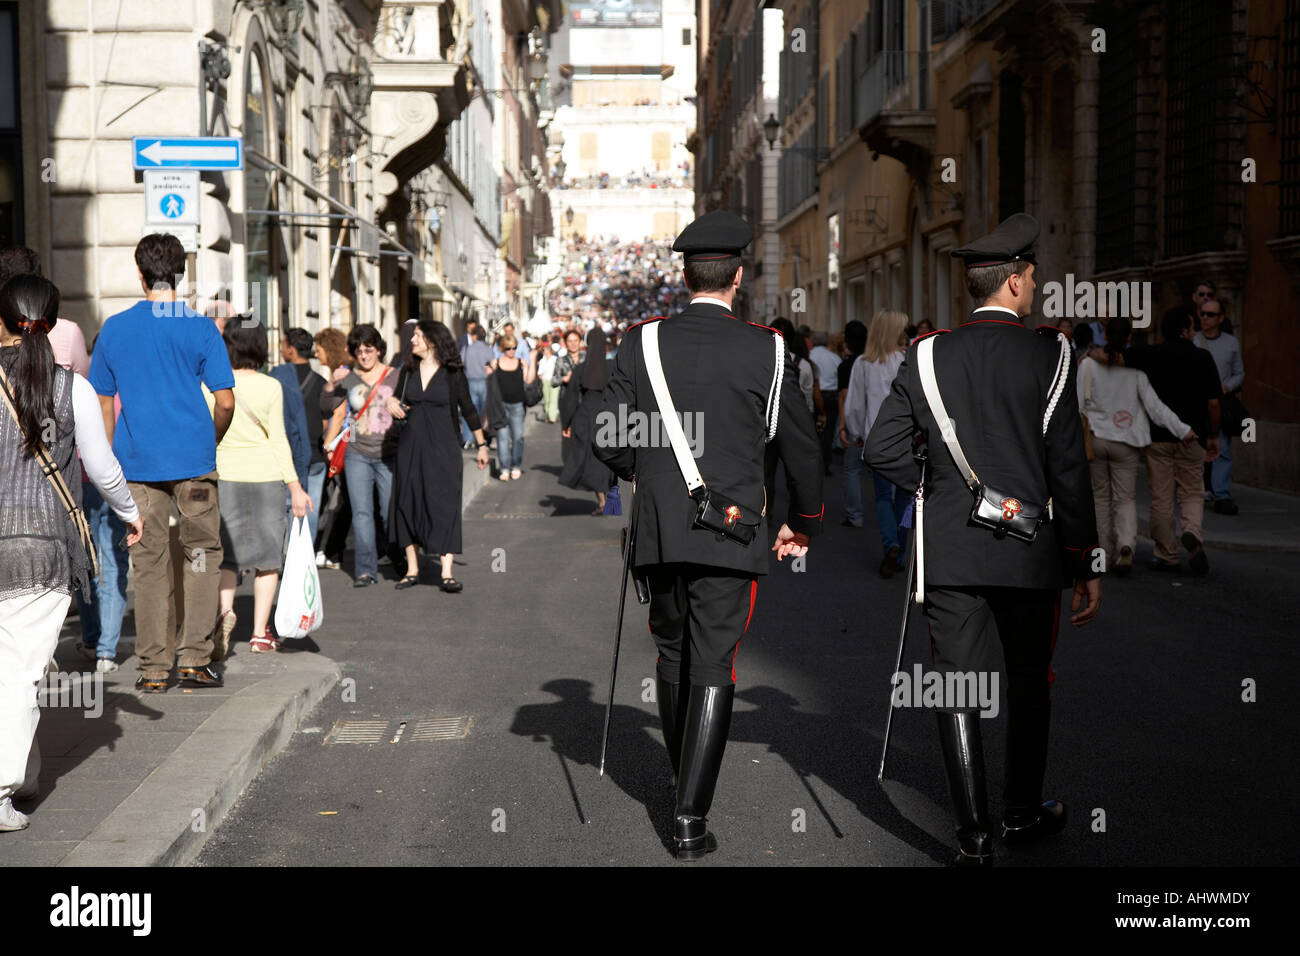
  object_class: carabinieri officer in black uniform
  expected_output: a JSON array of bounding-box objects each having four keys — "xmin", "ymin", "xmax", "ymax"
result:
[
  {"xmin": 866, "ymin": 213, "xmax": 1102, "ymax": 866},
  {"xmin": 593, "ymin": 211, "xmax": 824, "ymax": 861}
]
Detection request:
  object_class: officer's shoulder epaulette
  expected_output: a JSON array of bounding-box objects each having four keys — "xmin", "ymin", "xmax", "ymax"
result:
[
  {"xmin": 1035, "ymin": 324, "xmax": 1067, "ymax": 339},
  {"xmin": 625, "ymin": 316, "xmax": 666, "ymax": 334},
  {"xmin": 746, "ymin": 320, "xmax": 780, "ymax": 336},
  {"xmin": 913, "ymin": 328, "xmax": 949, "ymax": 344}
]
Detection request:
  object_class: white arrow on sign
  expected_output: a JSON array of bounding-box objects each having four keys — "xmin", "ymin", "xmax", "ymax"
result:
[{"xmin": 139, "ymin": 141, "xmax": 239, "ymax": 165}]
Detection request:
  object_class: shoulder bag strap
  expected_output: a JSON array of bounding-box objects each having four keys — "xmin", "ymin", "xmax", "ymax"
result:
[
  {"xmin": 354, "ymin": 365, "xmax": 389, "ymax": 421},
  {"xmin": 643, "ymin": 322, "xmax": 705, "ymax": 495},
  {"xmin": 916, "ymin": 335, "xmax": 979, "ymax": 491},
  {"xmin": 232, "ymin": 389, "xmax": 270, "ymax": 438}
]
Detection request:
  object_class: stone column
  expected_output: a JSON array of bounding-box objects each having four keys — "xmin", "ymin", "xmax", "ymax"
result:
[{"xmin": 1070, "ymin": 19, "xmax": 1098, "ymax": 280}]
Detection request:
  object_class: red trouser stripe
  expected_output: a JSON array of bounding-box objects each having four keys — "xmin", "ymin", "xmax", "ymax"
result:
[
  {"xmin": 1047, "ymin": 598, "xmax": 1062, "ymax": 695},
  {"xmin": 731, "ymin": 579, "xmax": 758, "ymax": 682}
]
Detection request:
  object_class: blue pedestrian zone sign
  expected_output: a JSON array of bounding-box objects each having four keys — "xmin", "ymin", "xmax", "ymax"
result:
[
  {"xmin": 160, "ymin": 194, "xmax": 185, "ymax": 218},
  {"xmin": 132, "ymin": 136, "xmax": 243, "ymax": 170}
]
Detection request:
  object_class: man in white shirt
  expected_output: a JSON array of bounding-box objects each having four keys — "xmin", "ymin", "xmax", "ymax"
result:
[{"xmin": 808, "ymin": 331, "xmax": 841, "ymax": 475}]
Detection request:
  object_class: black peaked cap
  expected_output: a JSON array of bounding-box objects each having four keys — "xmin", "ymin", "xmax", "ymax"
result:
[
  {"xmin": 671, "ymin": 210, "xmax": 754, "ymax": 261},
  {"xmin": 951, "ymin": 213, "xmax": 1040, "ymax": 267}
]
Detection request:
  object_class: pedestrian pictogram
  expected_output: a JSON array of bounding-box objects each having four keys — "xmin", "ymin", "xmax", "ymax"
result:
[{"xmin": 143, "ymin": 170, "xmax": 199, "ymax": 226}]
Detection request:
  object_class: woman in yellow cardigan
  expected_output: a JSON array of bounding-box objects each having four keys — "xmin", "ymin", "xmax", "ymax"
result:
[{"xmin": 206, "ymin": 321, "xmax": 311, "ymax": 655}]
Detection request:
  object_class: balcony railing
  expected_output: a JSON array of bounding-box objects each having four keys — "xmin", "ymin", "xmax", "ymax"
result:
[{"xmin": 855, "ymin": 51, "xmax": 931, "ymax": 130}]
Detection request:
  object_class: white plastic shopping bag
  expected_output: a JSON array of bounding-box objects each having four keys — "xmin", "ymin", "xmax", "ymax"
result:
[{"xmin": 274, "ymin": 517, "xmax": 324, "ymax": 638}]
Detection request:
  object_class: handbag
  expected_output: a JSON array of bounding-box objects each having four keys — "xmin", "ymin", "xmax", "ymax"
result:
[
  {"xmin": 381, "ymin": 369, "xmax": 411, "ymax": 460},
  {"xmin": 0, "ymin": 363, "xmax": 99, "ymax": 579},
  {"xmin": 641, "ymin": 321, "xmax": 784, "ymax": 546},
  {"xmin": 523, "ymin": 373, "xmax": 543, "ymax": 408},
  {"xmin": 916, "ymin": 331, "xmax": 1072, "ymax": 544},
  {"xmin": 326, "ymin": 366, "xmax": 387, "ymax": 478}
]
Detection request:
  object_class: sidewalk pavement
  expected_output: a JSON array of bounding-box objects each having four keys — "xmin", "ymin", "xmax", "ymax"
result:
[
  {"xmin": 2, "ymin": 417, "xmax": 533, "ymax": 867},
  {"xmin": 1133, "ymin": 470, "xmax": 1300, "ymax": 554}
]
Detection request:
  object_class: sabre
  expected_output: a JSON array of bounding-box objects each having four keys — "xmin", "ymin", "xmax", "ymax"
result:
[
  {"xmin": 878, "ymin": 452, "xmax": 926, "ymax": 785},
  {"xmin": 599, "ymin": 480, "xmax": 642, "ymax": 776}
]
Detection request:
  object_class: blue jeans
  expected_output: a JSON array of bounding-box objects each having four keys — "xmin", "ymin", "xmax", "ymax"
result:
[
  {"xmin": 462, "ymin": 377, "xmax": 488, "ymax": 444},
  {"xmin": 1211, "ymin": 430, "xmax": 1232, "ymax": 499},
  {"xmin": 872, "ymin": 469, "xmax": 911, "ymax": 556},
  {"xmin": 304, "ymin": 460, "xmax": 327, "ymax": 544},
  {"xmin": 76, "ymin": 483, "xmax": 129, "ymax": 659},
  {"xmin": 842, "ymin": 441, "xmax": 865, "ymax": 525},
  {"xmin": 496, "ymin": 401, "xmax": 525, "ymax": 470},
  {"xmin": 343, "ymin": 453, "xmax": 393, "ymax": 580}
]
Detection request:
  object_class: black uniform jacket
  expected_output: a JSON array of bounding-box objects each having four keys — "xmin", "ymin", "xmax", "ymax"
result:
[
  {"xmin": 865, "ymin": 311, "xmax": 1099, "ymax": 590},
  {"xmin": 593, "ymin": 300, "xmax": 824, "ymax": 576}
]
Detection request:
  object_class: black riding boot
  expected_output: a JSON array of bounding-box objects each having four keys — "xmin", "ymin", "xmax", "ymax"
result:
[
  {"xmin": 656, "ymin": 677, "xmax": 687, "ymax": 777},
  {"xmin": 936, "ymin": 710, "xmax": 993, "ymax": 867},
  {"xmin": 673, "ymin": 683, "xmax": 734, "ymax": 861}
]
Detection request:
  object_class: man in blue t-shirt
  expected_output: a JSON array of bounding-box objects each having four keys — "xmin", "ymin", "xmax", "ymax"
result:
[{"xmin": 89, "ymin": 234, "xmax": 235, "ymax": 693}]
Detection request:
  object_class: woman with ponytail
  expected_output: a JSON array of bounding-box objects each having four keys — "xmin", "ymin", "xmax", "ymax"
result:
[{"xmin": 0, "ymin": 275, "xmax": 141, "ymax": 833}]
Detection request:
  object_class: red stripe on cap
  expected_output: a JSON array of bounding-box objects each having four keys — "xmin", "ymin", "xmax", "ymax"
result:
[{"xmin": 685, "ymin": 253, "xmax": 734, "ymax": 260}]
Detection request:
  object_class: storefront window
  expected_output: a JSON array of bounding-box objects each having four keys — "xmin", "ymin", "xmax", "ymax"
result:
[{"xmin": 244, "ymin": 47, "xmax": 288, "ymax": 339}]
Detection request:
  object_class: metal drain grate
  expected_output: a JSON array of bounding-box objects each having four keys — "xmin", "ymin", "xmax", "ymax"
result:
[
  {"xmin": 410, "ymin": 716, "xmax": 472, "ymax": 741},
  {"xmin": 323, "ymin": 720, "xmax": 388, "ymax": 744},
  {"xmin": 483, "ymin": 512, "xmax": 547, "ymax": 519}
]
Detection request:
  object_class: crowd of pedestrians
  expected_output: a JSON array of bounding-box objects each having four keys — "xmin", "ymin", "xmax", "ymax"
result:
[{"xmin": 832, "ymin": 280, "xmax": 1247, "ymax": 580}]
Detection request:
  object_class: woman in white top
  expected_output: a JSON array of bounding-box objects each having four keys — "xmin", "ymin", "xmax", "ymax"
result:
[
  {"xmin": 0, "ymin": 275, "xmax": 142, "ymax": 831},
  {"xmin": 1078, "ymin": 315, "xmax": 1194, "ymax": 575},
  {"xmin": 843, "ymin": 309, "xmax": 911, "ymax": 577}
]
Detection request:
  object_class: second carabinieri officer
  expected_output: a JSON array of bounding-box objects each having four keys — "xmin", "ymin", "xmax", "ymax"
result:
[
  {"xmin": 593, "ymin": 211, "xmax": 824, "ymax": 861},
  {"xmin": 866, "ymin": 213, "xmax": 1102, "ymax": 866}
]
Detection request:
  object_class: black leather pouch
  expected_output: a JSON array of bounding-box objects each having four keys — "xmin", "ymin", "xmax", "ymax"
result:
[
  {"xmin": 968, "ymin": 483, "xmax": 1047, "ymax": 543},
  {"xmin": 692, "ymin": 489, "xmax": 761, "ymax": 546}
]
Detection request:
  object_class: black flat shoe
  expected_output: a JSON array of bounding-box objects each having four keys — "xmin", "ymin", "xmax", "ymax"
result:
[
  {"xmin": 395, "ymin": 575, "xmax": 419, "ymax": 590},
  {"xmin": 354, "ymin": 574, "xmax": 377, "ymax": 588},
  {"xmin": 439, "ymin": 577, "xmax": 463, "ymax": 593}
]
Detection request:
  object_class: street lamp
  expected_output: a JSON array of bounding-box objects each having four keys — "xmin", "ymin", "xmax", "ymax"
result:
[
  {"xmin": 763, "ymin": 113, "xmax": 780, "ymax": 150},
  {"xmin": 554, "ymin": 158, "xmax": 566, "ymax": 181},
  {"xmin": 565, "ymin": 207, "xmax": 574, "ymax": 226},
  {"xmin": 328, "ymin": 54, "xmax": 373, "ymax": 112},
  {"xmin": 257, "ymin": 0, "xmax": 306, "ymax": 49}
]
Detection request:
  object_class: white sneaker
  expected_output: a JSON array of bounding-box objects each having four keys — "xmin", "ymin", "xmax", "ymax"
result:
[
  {"xmin": 96, "ymin": 658, "xmax": 119, "ymax": 674},
  {"xmin": 315, "ymin": 550, "xmax": 327, "ymax": 567},
  {"xmin": 0, "ymin": 798, "xmax": 30, "ymax": 831}
]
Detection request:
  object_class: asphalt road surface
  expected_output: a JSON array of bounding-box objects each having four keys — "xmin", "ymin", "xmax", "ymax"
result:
[{"xmin": 198, "ymin": 421, "xmax": 1300, "ymax": 866}]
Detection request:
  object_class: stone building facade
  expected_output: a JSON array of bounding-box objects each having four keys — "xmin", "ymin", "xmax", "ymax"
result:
[
  {"xmin": 3, "ymin": 0, "xmax": 561, "ymax": 347},
  {"xmin": 746, "ymin": 0, "xmax": 1298, "ymax": 492}
]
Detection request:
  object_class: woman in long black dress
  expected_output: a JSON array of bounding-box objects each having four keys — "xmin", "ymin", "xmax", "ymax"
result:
[
  {"xmin": 386, "ymin": 320, "xmax": 489, "ymax": 592},
  {"xmin": 559, "ymin": 325, "xmax": 613, "ymax": 514}
]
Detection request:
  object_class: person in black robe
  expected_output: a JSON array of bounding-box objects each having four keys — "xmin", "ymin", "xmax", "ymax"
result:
[
  {"xmin": 386, "ymin": 319, "xmax": 489, "ymax": 592},
  {"xmin": 559, "ymin": 326, "xmax": 614, "ymax": 514}
]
